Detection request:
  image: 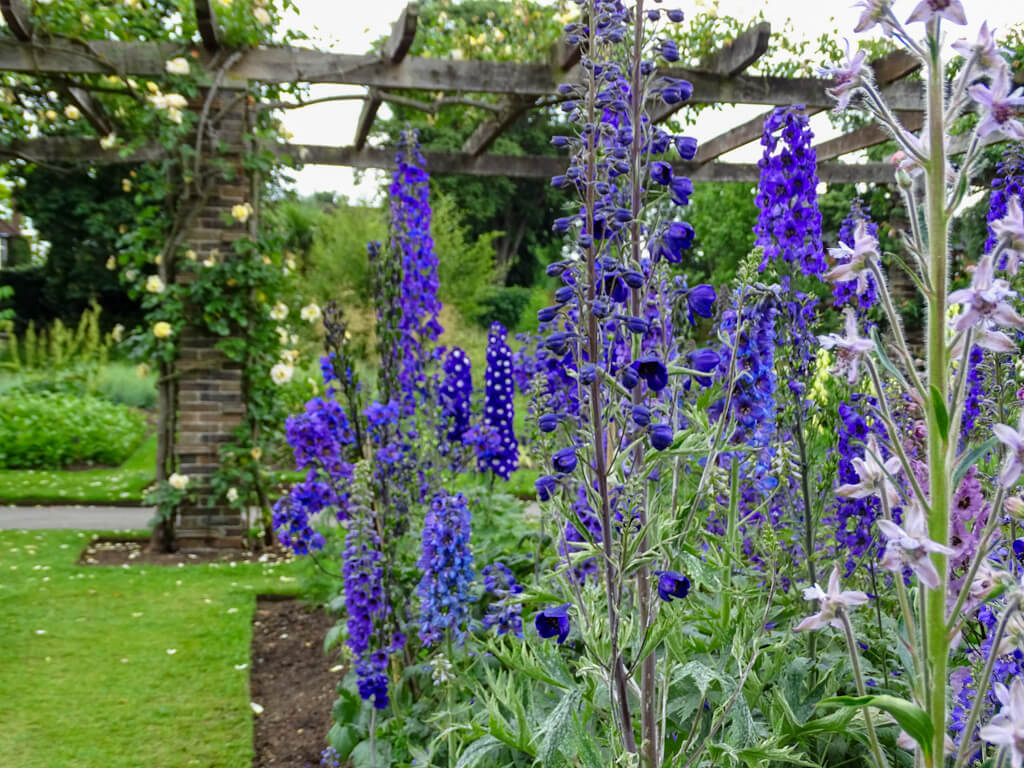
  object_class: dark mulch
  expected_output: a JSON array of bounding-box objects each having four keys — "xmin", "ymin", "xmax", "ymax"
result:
[
  {"xmin": 251, "ymin": 596, "xmax": 339, "ymax": 767},
  {"xmin": 77, "ymin": 536, "xmax": 295, "ymax": 566}
]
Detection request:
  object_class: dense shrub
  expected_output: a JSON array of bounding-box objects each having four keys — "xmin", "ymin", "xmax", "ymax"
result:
[
  {"xmin": 472, "ymin": 285, "xmax": 531, "ymax": 330},
  {"xmin": 96, "ymin": 362, "xmax": 158, "ymax": 409},
  {"xmin": 0, "ymin": 392, "xmax": 146, "ymax": 469}
]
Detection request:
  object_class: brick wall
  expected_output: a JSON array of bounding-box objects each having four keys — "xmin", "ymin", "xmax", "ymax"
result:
[{"xmin": 174, "ymin": 94, "xmax": 251, "ymax": 550}]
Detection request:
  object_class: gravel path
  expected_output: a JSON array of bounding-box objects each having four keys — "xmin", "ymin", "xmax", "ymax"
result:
[{"xmin": 0, "ymin": 505, "xmax": 154, "ymax": 530}]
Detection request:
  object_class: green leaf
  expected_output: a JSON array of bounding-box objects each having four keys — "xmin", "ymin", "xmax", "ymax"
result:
[
  {"xmin": 454, "ymin": 734, "xmax": 503, "ymax": 768},
  {"xmin": 569, "ymin": 709, "xmax": 606, "ymax": 768},
  {"xmin": 323, "ymin": 621, "xmax": 342, "ymax": 654},
  {"xmin": 820, "ymin": 694, "xmax": 933, "ymax": 759},
  {"xmin": 870, "ymin": 327, "xmax": 902, "ymax": 382},
  {"xmin": 953, "ymin": 437, "xmax": 998, "ymax": 487},
  {"xmin": 930, "ymin": 385, "xmax": 950, "ymax": 441},
  {"xmin": 327, "ymin": 723, "xmax": 360, "ymax": 760},
  {"xmin": 537, "ymin": 689, "xmax": 581, "ymax": 765}
]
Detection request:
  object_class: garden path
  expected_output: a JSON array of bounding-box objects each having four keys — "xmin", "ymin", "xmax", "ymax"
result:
[{"xmin": 0, "ymin": 505, "xmax": 153, "ymax": 530}]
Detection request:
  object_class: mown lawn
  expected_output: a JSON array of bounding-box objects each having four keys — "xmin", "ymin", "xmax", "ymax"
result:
[
  {"xmin": 0, "ymin": 529, "xmax": 302, "ymax": 768},
  {"xmin": 0, "ymin": 434, "xmax": 157, "ymax": 505}
]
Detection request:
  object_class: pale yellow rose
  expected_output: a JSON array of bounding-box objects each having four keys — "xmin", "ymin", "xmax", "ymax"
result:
[
  {"xmin": 152, "ymin": 321, "xmax": 173, "ymax": 339},
  {"xmin": 168, "ymin": 473, "xmax": 189, "ymax": 491},
  {"xmin": 145, "ymin": 275, "xmax": 165, "ymax": 294},
  {"xmin": 165, "ymin": 57, "xmax": 190, "ymax": 76}
]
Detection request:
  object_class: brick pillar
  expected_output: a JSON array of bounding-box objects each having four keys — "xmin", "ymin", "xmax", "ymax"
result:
[{"xmin": 174, "ymin": 94, "xmax": 250, "ymax": 550}]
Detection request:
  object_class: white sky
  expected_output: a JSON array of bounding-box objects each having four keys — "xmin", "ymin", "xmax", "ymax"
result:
[{"xmin": 278, "ymin": 0, "xmax": 1024, "ymax": 202}]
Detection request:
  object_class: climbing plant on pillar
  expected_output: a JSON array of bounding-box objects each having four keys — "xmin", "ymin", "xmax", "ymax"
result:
[{"xmin": 0, "ymin": 0, "xmax": 315, "ymax": 550}]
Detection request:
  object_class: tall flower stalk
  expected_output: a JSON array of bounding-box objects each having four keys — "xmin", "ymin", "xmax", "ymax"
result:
[{"xmin": 810, "ymin": 7, "xmax": 1024, "ymax": 766}]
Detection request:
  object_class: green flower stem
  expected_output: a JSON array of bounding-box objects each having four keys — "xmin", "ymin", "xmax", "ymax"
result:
[
  {"xmin": 923, "ymin": 20, "xmax": 952, "ymax": 767},
  {"xmin": 839, "ymin": 610, "xmax": 891, "ymax": 768}
]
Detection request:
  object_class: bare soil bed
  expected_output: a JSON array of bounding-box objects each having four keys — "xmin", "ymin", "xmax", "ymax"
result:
[
  {"xmin": 78, "ymin": 536, "xmax": 294, "ymax": 566},
  {"xmin": 251, "ymin": 596, "xmax": 339, "ymax": 767}
]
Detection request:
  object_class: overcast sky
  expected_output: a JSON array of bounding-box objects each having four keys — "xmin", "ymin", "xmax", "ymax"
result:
[{"xmin": 277, "ymin": 0, "xmax": 1023, "ymax": 202}]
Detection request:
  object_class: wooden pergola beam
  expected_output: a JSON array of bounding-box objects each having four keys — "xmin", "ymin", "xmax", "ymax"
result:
[
  {"xmin": 193, "ymin": 0, "xmax": 221, "ymax": 52},
  {"xmin": 65, "ymin": 85, "xmax": 115, "ymax": 136},
  {"xmin": 692, "ymin": 49, "xmax": 921, "ymax": 166},
  {"xmin": 813, "ymin": 111, "xmax": 924, "ymax": 162},
  {"xmin": 354, "ymin": 3, "xmax": 420, "ymax": 150},
  {"xmin": 0, "ymin": 39, "xmax": 927, "ymax": 109},
  {"xmin": 651, "ymin": 21, "xmax": 771, "ymax": 124},
  {"xmin": 0, "ymin": 0, "xmax": 32, "ymax": 41},
  {"xmin": 0, "ymin": 136, "xmax": 898, "ymax": 183}
]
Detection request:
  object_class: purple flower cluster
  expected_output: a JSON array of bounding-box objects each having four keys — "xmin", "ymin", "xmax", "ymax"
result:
[
  {"xmin": 479, "ymin": 323, "xmax": 519, "ymax": 480},
  {"xmin": 557, "ymin": 484, "xmax": 603, "ymax": 584},
  {"xmin": 273, "ymin": 396, "xmax": 357, "ymax": 553},
  {"xmin": 481, "ymin": 561, "xmax": 524, "ymax": 637},
  {"xmin": 439, "ymin": 346, "xmax": 473, "ymax": 444},
  {"xmin": 417, "ymin": 491, "xmax": 475, "ymax": 647},
  {"xmin": 343, "ymin": 464, "xmax": 404, "ymax": 709},
  {"xmin": 985, "ymin": 145, "xmax": 1024, "ymax": 260},
  {"xmin": 389, "ymin": 129, "xmax": 443, "ymax": 410},
  {"xmin": 961, "ymin": 344, "xmax": 985, "ymax": 445},
  {"xmin": 833, "ymin": 200, "xmax": 879, "ymax": 312},
  {"xmin": 829, "ymin": 395, "xmax": 884, "ymax": 574},
  {"xmin": 754, "ymin": 106, "xmax": 825, "ymax": 278}
]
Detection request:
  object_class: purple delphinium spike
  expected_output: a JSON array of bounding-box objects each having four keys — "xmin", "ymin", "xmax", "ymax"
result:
[
  {"xmin": 417, "ymin": 491, "xmax": 475, "ymax": 647},
  {"xmin": 481, "ymin": 562, "xmax": 524, "ymax": 637},
  {"xmin": 478, "ymin": 322, "xmax": 519, "ymax": 480}
]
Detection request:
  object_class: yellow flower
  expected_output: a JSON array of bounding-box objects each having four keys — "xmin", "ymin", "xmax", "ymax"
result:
[
  {"xmin": 64, "ymin": 105, "xmax": 81, "ymax": 120},
  {"xmin": 111, "ymin": 324, "xmax": 125, "ymax": 342},
  {"xmin": 226, "ymin": 278, "xmax": 237, "ymax": 287},
  {"xmin": 154, "ymin": 254, "xmax": 162, "ymax": 265},
  {"xmin": 202, "ymin": 256, "xmax": 216, "ymax": 268},
  {"xmin": 44, "ymin": 109, "xmax": 57, "ymax": 121},
  {"xmin": 165, "ymin": 57, "xmax": 190, "ymax": 76},
  {"xmin": 136, "ymin": 363, "xmax": 150, "ymax": 379},
  {"xmin": 145, "ymin": 275, "xmax": 165, "ymax": 294},
  {"xmin": 152, "ymin": 321, "xmax": 173, "ymax": 339},
  {"xmin": 300, "ymin": 303, "xmax": 321, "ymax": 323},
  {"xmin": 280, "ymin": 349, "xmax": 299, "ymax": 364},
  {"xmin": 146, "ymin": 81, "xmax": 160, "ymax": 94},
  {"xmin": 106, "ymin": 256, "xmax": 117, "ymax": 271},
  {"xmin": 100, "ymin": 133, "xmax": 117, "ymax": 150},
  {"xmin": 124, "ymin": 269, "xmax": 138, "ymax": 281},
  {"xmin": 231, "ymin": 203, "xmax": 254, "ymax": 223},
  {"xmin": 250, "ymin": 447, "xmax": 262, "ymax": 461},
  {"xmin": 122, "ymin": 179, "xmax": 132, "ymax": 192},
  {"xmin": 254, "ymin": 7, "xmax": 271, "ymax": 25},
  {"xmin": 261, "ymin": 256, "xmax": 272, "ymax": 265},
  {"xmin": 184, "ymin": 249, "xmax": 197, "ymax": 261},
  {"xmin": 269, "ymin": 302, "xmax": 288, "ymax": 321}
]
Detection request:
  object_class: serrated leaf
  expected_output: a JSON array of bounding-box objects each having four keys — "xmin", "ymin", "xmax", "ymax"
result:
[
  {"xmin": 454, "ymin": 734, "xmax": 503, "ymax": 768},
  {"xmin": 820, "ymin": 694, "xmax": 933, "ymax": 759},
  {"xmin": 537, "ymin": 689, "xmax": 581, "ymax": 765},
  {"xmin": 728, "ymin": 687, "xmax": 756, "ymax": 747},
  {"xmin": 737, "ymin": 743, "xmax": 816, "ymax": 767},
  {"xmin": 679, "ymin": 660, "xmax": 728, "ymax": 699},
  {"xmin": 570, "ymin": 709, "xmax": 605, "ymax": 768}
]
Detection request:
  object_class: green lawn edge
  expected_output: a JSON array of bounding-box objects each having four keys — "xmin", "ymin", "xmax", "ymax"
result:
[
  {"xmin": 0, "ymin": 528, "xmax": 303, "ymax": 768},
  {"xmin": 0, "ymin": 434, "xmax": 157, "ymax": 505}
]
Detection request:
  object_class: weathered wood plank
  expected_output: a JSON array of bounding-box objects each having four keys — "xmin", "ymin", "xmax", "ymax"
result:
[
  {"xmin": 65, "ymin": 85, "xmax": 115, "ymax": 136},
  {"xmin": 461, "ymin": 95, "xmax": 534, "ymax": 156},
  {"xmin": 354, "ymin": 3, "xmax": 420, "ymax": 150},
  {"xmin": 0, "ymin": 0, "xmax": 33, "ymax": 41},
  {"xmin": 692, "ymin": 49, "xmax": 921, "ymax": 165},
  {"xmin": 0, "ymin": 136, "xmax": 899, "ymax": 182},
  {"xmin": 193, "ymin": 0, "xmax": 221, "ymax": 52},
  {"xmin": 814, "ymin": 111, "xmax": 924, "ymax": 162},
  {"xmin": 0, "ymin": 39, "xmax": 927, "ymax": 108}
]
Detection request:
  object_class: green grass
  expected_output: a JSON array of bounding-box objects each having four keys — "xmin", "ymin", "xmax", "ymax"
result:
[
  {"xmin": 0, "ymin": 433, "xmax": 157, "ymax": 504},
  {"xmin": 0, "ymin": 529, "xmax": 302, "ymax": 768}
]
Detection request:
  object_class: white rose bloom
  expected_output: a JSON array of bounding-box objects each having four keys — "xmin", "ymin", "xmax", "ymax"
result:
[
  {"xmin": 100, "ymin": 133, "xmax": 117, "ymax": 150},
  {"xmin": 165, "ymin": 57, "xmax": 190, "ymax": 76},
  {"xmin": 300, "ymin": 303, "xmax": 321, "ymax": 323},
  {"xmin": 270, "ymin": 362, "xmax": 294, "ymax": 385},
  {"xmin": 146, "ymin": 275, "xmax": 165, "ymax": 294},
  {"xmin": 269, "ymin": 302, "xmax": 289, "ymax": 321},
  {"xmin": 226, "ymin": 488, "xmax": 239, "ymax": 503},
  {"xmin": 231, "ymin": 203, "xmax": 253, "ymax": 223},
  {"xmin": 64, "ymin": 105, "xmax": 80, "ymax": 120},
  {"xmin": 168, "ymin": 473, "xmax": 189, "ymax": 491},
  {"xmin": 111, "ymin": 324, "xmax": 124, "ymax": 342},
  {"xmin": 254, "ymin": 7, "xmax": 271, "ymax": 25}
]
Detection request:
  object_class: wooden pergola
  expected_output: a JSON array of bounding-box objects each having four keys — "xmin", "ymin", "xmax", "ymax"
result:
[
  {"xmin": 0, "ymin": 0, "xmax": 962, "ymax": 547},
  {"xmin": 0, "ymin": 0, "xmax": 938, "ymax": 183}
]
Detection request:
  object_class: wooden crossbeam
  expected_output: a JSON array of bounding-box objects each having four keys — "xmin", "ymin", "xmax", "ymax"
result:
[
  {"xmin": 651, "ymin": 21, "xmax": 770, "ymax": 124},
  {"xmin": 0, "ymin": 39, "xmax": 928, "ymax": 109},
  {"xmin": 693, "ymin": 50, "xmax": 921, "ymax": 166},
  {"xmin": 0, "ymin": 136, "xmax": 898, "ymax": 182},
  {"xmin": 354, "ymin": 3, "xmax": 420, "ymax": 150},
  {"xmin": 193, "ymin": 0, "xmax": 221, "ymax": 52},
  {"xmin": 814, "ymin": 111, "xmax": 924, "ymax": 162},
  {"xmin": 65, "ymin": 85, "xmax": 115, "ymax": 136},
  {"xmin": 0, "ymin": 0, "xmax": 32, "ymax": 40}
]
